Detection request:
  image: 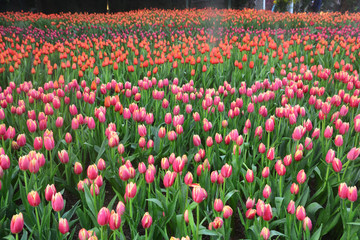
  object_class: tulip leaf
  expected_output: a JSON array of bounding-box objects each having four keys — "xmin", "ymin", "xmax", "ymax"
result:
[
  {"xmin": 146, "ymin": 198, "xmax": 164, "ymax": 211},
  {"xmin": 224, "ymin": 190, "xmax": 239, "ymax": 203},
  {"xmin": 347, "ymin": 222, "xmax": 360, "ymax": 226},
  {"xmin": 270, "ymin": 230, "xmax": 286, "ymax": 238},
  {"xmin": 63, "ymin": 200, "xmax": 80, "ymax": 220},
  {"xmin": 310, "ymin": 224, "xmax": 322, "ymax": 240},
  {"xmin": 306, "ymin": 202, "xmax": 323, "ymax": 216},
  {"xmin": 199, "ymin": 228, "xmax": 219, "ymax": 236}
]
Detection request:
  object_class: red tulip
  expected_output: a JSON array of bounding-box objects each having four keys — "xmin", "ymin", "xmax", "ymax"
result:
[
  {"xmin": 97, "ymin": 207, "xmax": 110, "ymax": 226},
  {"xmin": 192, "ymin": 186, "xmax": 207, "ymax": 203},
  {"xmin": 10, "ymin": 212, "xmax": 24, "ymax": 234},
  {"xmin": 287, "ymin": 200, "xmax": 295, "ymax": 214},
  {"xmin": 27, "ymin": 190, "xmax": 40, "ymax": 207},
  {"xmin": 296, "ymin": 206, "xmax": 306, "ymax": 221},
  {"xmin": 303, "ymin": 217, "xmax": 312, "ymax": 231},
  {"xmin": 263, "ymin": 185, "xmax": 271, "ymax": 199},
  {"xmin": 214, "ymin": 199, "xmax": 223, "ymax": 212},
  {"xmin": 221, "ymin": 163, "xmax": 232, "ymax": 178},
  {"xmin": 245, "ymin": 169, "xmax": 254, "ymax": 183},
  {"xmin": 222, "ymin": 205, "xmax": 233, "ymax": 219},
  {"xmin": 338, "ymin": 183, "xmax": 348, "ymax": 199},
  {"xmin": 297, "ymin": 170, "xmax": 306, "ymax": 184},
  {"xmin": 260, "ymin": 227, "xmax": 270, "ymax": 240},
  {"xmin": 109, "ymin": 210, "xmax": 121, "ymax": 230},
  {"xmin": 59, "ymin": 218, "xmax": 69, "ymax": 234},
  {"xmin": 142, "ymin": 212, "xmax": 153, "ymax": 229},
  {"xmin": 125, "ymin": 182, "xmax": 137, "ymax": 199},
  {"xmin": 212, "ymin": 217, "xmax": 223, "ymax": 229},
  {"xmin": 347, "ymin": 186, "xmax": 358, "ymax": 202},
  {"xmin": 263, "ymin": 204, "xmax": 273, "ymax": 221},
  {"xmin": 87, "ymin": 164, "xmax": 98, "ymax": 180},
  {"xmin": 51, "ymin": 192, "xmax": 64, "ymax": 212}
]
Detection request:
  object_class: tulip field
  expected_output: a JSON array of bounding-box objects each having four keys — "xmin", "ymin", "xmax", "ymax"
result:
[{"xmin": 0, "ymin": 8, "xmax": 360, "ymax": 240}]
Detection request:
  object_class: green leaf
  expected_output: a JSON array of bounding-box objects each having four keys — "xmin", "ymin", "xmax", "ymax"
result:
[
  {"xmin": 224, "ymin": 190, "xmax": 239, "ymax": 203},
  {"xmin": 310, "ymin": 224, "xmax": 322, "ymax": 240},
  {"xmin": 306, "ymin": 202, "xmax": 323, "ymax": 216},
  {"xmin": 146, "ymin": 198, "xmax": 164, "ymax": 211},
  {"xmin": 270, "ymin": 230, "xmax": 286, "ymax": 238},
  {"xmin": 199, "ymin": 228, "xmax": 219, "ymax": 236},
  {"xmin": 347, "ymin": 222, "xmax": 360, "ymax": 226}
]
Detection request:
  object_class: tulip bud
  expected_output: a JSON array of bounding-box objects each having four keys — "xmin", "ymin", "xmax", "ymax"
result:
[
  {"xmin": 245, "ymin": 209, "xmax": 256, "ymax": 219},
  {"xmin": 192, "ymin": 186, "xmax": 207, "ymax": 203},
  {"xmin": 109, "ymin": 210, "xmax": 121, "ymax": 230},
  {"xmin": 296, "ymin": 206, "xmax": 306, "ymax": 221},
  {"xmin": 263, "ymin": 185, "xmax": 271, "ymax": 199},
  {"xmin": 260, "ymin": 227, "xmax": 270, "ymax": 240},
  {"xmin": 222, "ymin": 205, "xmax": 233, "ymax": 219},
  {"xmin": 51, "ymin": 192, "xmax": 64, "ymax": 212},
  {"xmin": 142, "ymin": 212, "xmax": 153, "ymax": 229},
  {"xmin": 263, "ymin": 204, "xmax": 273, "ymax": 221},
  {"xmin": 245, "ymin": 169, "xmax": 254, "ymax": 183},
  {"xmin": 212, "ymin": 217, "xmax": 223, "ymax": 229},
  {"xmin": 290, "ymin": 183, "xmax": 299, "ymax": 195},
  {"xmin": 246, "ymin": 197, "xmax": 255, "ymax": 209},
  {"xmin": 332, "ymin": 158, "xmax": 342, "ymax": 172},
  {"xmin": 10, "ymin": 213, "xmax": 24, "ymax": 234},
  {"xmin": 297, "ymin": 169, "xmax": 306, "ymax": 184},
  {"xmin": 262, "ymin": 167, "xmax": 270, "ymax": 178},
  {"xmin": 97, "ymin": 207, "xmax": 110, "ymax": 226},
  {"xmin": 214, "ymin": 199, "xmax": 223, "ymax": 212},
  {"xmin": 338, "ymin": 183, "xmax": 348, "ymax": 199},
  {"xmin": 347, "ymin": 186, "xmax": 358, "ymax": 202},
  {"xmin": 59, "ymin": 218, "xmax": 69, "ymax": 234},
  {"xmin": 125, "ymin": 182, "xmax": 137, "ymax": 199},
  {"xmin": 287, "ymin": 200, "xmax": 295, "ymax": 214},
  {"xmin": 27, "ymin": 190, "xmax": 40, "ymax": 207},
  {"xmin": 74, "ymin": 162, "xmax": 83, "ymax": 175},
  {"xmin": 45, "ymin": 184, "xmax": 56, "ymax": 201},
  {"xmin": 303, "ymin": 217, "xmax": 312, "ymax": 231},
  {"xmin": 221, "ymin": 163, "xmax": 232, "ymax": 178}
]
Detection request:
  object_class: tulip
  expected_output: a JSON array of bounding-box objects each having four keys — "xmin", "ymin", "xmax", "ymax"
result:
[
  {"xmin": 142, "ymin": 212, "xmax": 153, "ymax": 229},
  {"xmin": 263, "ymin": 185, "xmax": 271, "ymax": 199},
  {"xmin": 325, "ymin": 149, "xmax": 335, "ymax": 163},
  {"xmin": 59, "ymin": 218, "xmax": 69, "ymax": 234},
  {"xmin": 338, "ymin": 183, "xmax": 348, "ymax": 199},
  {"xmin": 221, "ymin": 163, "xmax": 232, "ymax": 178},
  {"xmin": 246, "ymin": 197, "xmax": 255, "ymax": 209},
  {"xmin": 74, "ymin": 162, "xmax": 83, "ymax": 175},
  {"xmin": 163, "ymin": 171, "xmax": 177, "ymax": 188},
  {"xmin": 297, "ymin": 170, "xmax": 306, "ymax": 184},
  {"xmin": 290, "ymin": 183, "xmax": 299, "ymax": 195},
  {"xmin": 214, "ymin": 199, "xmax": 223, "ymax": 212},
  {"xmin": 51, "ymin": 192, "xmax": 64, "ymax": 212},
  {"xmin": 184, "ymin": 172, "xmax": 193, "ymax": 185},
  {"xmin": 192, "ymin": 186, "xmax": 207, "ymax": 203},
  {"xmin": 87, "ymin": 164, "xmax": 98, "ymax": 180},
  {"xmin": 347, "ymin": 186, "xmax": 358, "ymax": 202},
  {"xmin": 97, "ymin": 207, "xmax": 110, "ymax": 226},
  {"xmin": 347, "ymin": 147, "xmax": 360, "ymax": 160},
  {"xmin": 27, "ymin": 190, "xmax": 40, "ymax": 207},
  {"xmin": 245, "ymin": 209, "xmax": 256, "ymax": 219},
  {"xmin": 109, "ymin": 210, "xmax": 121, "ymax": 230},
  {"xmin": 58, "ymin": 150, "xmax": 69, "ymax": 164},
  {"xmin": 193, "ymin": 135, "xmax": 201, "ymax": 147},
  {"xmin": 125, "ymin": 182, "xmax": 137, "ymax": 199},
  {"xmin": 287, "ymin": 200, "xmax": 295, "ymax": 214},
  {"xmin": 260, "ymin": 227, "xmax": 270, "ymax": 240},
  {"xmin": 245, "ymin": 169, "xmax": 254, "ymax": 183},
  {"xmin": 222, "ymin": 205, "xmax": 233, "ymax": 219},
  {"xmin": 296, "ymin": 206, "xmax": 306, "ymax": 221},
  {"xmin": 212, "ymin": 217, "xmax": 223, "ymax": 229},
  {"xmin": 263, "ymin": 204, "xmax": 273, "ymax": 221},
  {"xmin": 262, "ymin": 167, "xmax": 270, "ymax": 178},
  {"xmin": 303, "ymin": 217, "xmax": 312, "ymax": 231},
  {"xmin": 184, "ymin": 209, "xmax": 189, "ymax": 223},
  {"xmin": 33, "ymin": 137, "xmax": 43, "ymax": 150},
  {"xmin": 265, "ymin": 118, "xmax": 274, "ymax": 132},
  {"xmin": 332, "ymin": 158, "xmax": 342, "ymax": 172},
  {"xmin": 116, "ymin": 201, "xmax": 126, "ymax": 216},
  {"xmin": 266, "ymin": 147, "xmax": 275, "ymax": 160},
  {"xmin": 45, "ymin": 184, "xmax": 56, "ymax": 201},
  {"xmin": 78, "ymin": 228, "xmax": 90, "ymax": 240},
  {"xmin": 10, "ymin": 213, "xmax": 24, "ymax": 234}
]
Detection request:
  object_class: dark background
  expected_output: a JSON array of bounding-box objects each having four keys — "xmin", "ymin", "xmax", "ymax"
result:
[{"xmin": 0, "ymin": 0, "xmax": 358, "ymax": 13}]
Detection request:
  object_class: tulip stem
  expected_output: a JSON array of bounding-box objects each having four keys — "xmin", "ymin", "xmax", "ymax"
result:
[
  {"xmin": 35, "ymin": 207, "xmax": 41, "ymax": 237},
  {"xmin": 145, "ymin": 228, "xmax": 148, "ymax": 240},
  {"xmin": 129, "ymin": 198, "xmax": 133, "ymax": 219},
  {"xmin": 93, "ymin": 183, "xmax": 97, "ymax": 213},
  {"xmin": 279, "ymin": 175, "xmax": 282, "ymax": 197},
  {"xmin": 23, "ymin": 171, "xmax": 28, "ymax": 193},
  {"xmin": 16, "ymin": 234, "xmax": 18, "ymax": 240},
  {"xmin": 196, "ymin": 203, "xmax": 200, "ymax": 240}
]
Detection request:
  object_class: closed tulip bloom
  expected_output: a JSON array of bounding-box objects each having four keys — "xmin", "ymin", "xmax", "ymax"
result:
[
  {"xmin": 292, "ymin": 126, "xmax": 304, "ymax": 141},
  {"xmin": 51, "ymin": 192, "xmax": 64, "ymax": 212},
  {"xmin": 74, "ymin": 162, "xmax": 83, "ymax": 175},
  {"xmin": 192, "ymin": 186, "xmax": 207, "ymax": 203},
  {"xmin": 145, "ymin": 168, "xmax": 155, "ymax": 184},
  {"xmin": 59, "ymin": 218, "xmax": 69, "ymax": 234},
  {"xmin": 303, "ymin": 217, "xmax": 312, "ymax": 231},
  {"xmin": 97, "ymin": 207, "xmax": 110, "ymax": 226},
  {"xmin": 163, "ymin": 171, "xmax": 177, "ymax": 188},
  {"xmin": 347, "ymin": 186, "xmax": 358, "ymax": 202},
  {"xmin": 332, "ymin": 158, "xmax": 342, "ymax": 172},
  {"xmin": 65, "ymin": 133, "xmax": 72, "ymax": 144},
  {"xmin": 125, "ymin": 182, "xmax": 137, "ymax": 199},
  {"xmin": 263, "ymin": 185, "xmax": 271, "ymax": 199},
  {"xmin": 58, "ymin": 150, "xmax": 69, "ymax": 164},
  {"xmin": 214, "ymin": 199, "xmax": 223, "ymax": 212},
  {"xmin": 246, "ymin": 197, "xmax": 255, "ymax": 209},
  {"xmin": 33, "ymin": 136, "xmax": 43, "ymax": 150},
  {"xmin": 347, "ymin": 147, "xmax": 360, "ymax": 161},
  {"xmin": 27, "ymin": 119, "xmax": 37, "ymax": 132},
  {"xmin": 287, "ymin": 200, "xmax": 295, "ymax": 214},
  {"xmin": 221, "ymin": 163, "xmax": 232, "ymax": 178},
  {"xmin": 142, "ymin": 212, "xmax": 153, "ymax": 229},
  {"xmin": 290, "ymin": 183, "xmax": 299, "ymax": 195},
  {"xmin": 262, "ymin": 167, "xmax": 270, "ymax": 178},
  {"xmin": 10, "ymin": 213, "xmax": 24, "ymax": 234},
  {"xmin": 27, "ymin": 190, "xmax": 40, "ymax": 207},
  {"xmin": 334, "ymin": 135, "xmax": 343, "ymax": 147},
  {"xmin": 265, "ymin": 118, "xmax": 274, "ymax": 132},
  {"xmin": 297, "ymin": 170, "xmax": 306, "ymax": 184},
  {"xmin": 55, "ymin": 117, "xmax": 64, "ymax": 128},
  {"xmin": 45, "ymin": 184, "xmax": 56, "ymax": 201},
  {"xmin": 206, "ymin": 136, "xmax": 213, "ymax": 147},
  {"xmin": 87, "ymin": 164, "xmax": 98, "ymax": 180},
  {"xmin": 43, "ymin": 130, "xmax": 55, "ymax": 150},
  {"xmin": 78, "ymin": 228, "xmax": 90, "ymax": 240},
  {"xmin": 266, "ymin": 147, "xmax": 275, "ymax": 160},
  {"xmin": 222, "ymin": 205, "xmax": 233, "ymax": 219},
  {"xmin": 184, "ymin": 209, "xmax": 189, "ymax": 223},
  {"xmin": 138, "ymin": 124, "xmax": 147, "ymax": 137},
  {"xmin": 324, "ymin": 126, "xmax": 333, "ymax": 139},
  {"xmin": 193, "ymin": 135, "xmax": 201, "ymax": 147},
  {"xmin": 245, "ymin": 169, "xmax": 254, "ymax": 183},
  {"xmin": 256, "ymin": 199, "xmax": 265, "ymax": 217},
  {"xmin": 210, "ymin": 171, "xmax": 218, "ymax": 183},
  {"xmin": 304, "ymin": 137, "xmax": 313, "ymax": 150},
  {"xmin": 184, "ymin": 172, "xmax": 193, "ymax": 185},
  {"xmin": 338, "ymin": 183, "xmax": 348, "ymax": 199},
  {"xmin": 109, "ymin": 210, "xmax": 121, "ymax": 230},
  {"xmin": 97, "ymin": 158, "xmax": 106, "ymax": 171},
  {"xmin": 326, "ymin": 149, "xmax": 335, "ymax": 163},
  {"xmin": 260, "ymin": 227, "xmax": 270, "ymax": 240},
  {"xmin": 263, "ymin": 204, "xmax": 273, "ymax": 221},
  {"xmin": 18, "ymin": 156, "xmax": 29, "ymax": 171},
  {"xmin": 116, "ymin": 201, "xmax": 126, "ymax": 216},
  {"xmin": 212, "ymin": 217, "xmax": 223, "ymax": 229},
  {"xmin": 296, "ymin": 206, "xmax": 306, "ymax": 221},
  {"xmin": 16, "ymin": 134, "xmax": 26, "ymax": 147},
  {"xmin": 173, "ymin": 157, "xmax": 185, "ymax": 173},
  {"xmin": 245, "ymin": 209, "xmax": 256, "ymax": 219}
]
